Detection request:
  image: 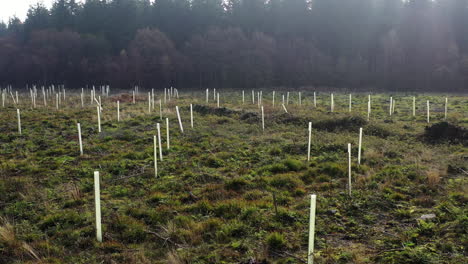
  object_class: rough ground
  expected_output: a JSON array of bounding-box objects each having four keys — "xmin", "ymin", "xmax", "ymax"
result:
[{"xmin": 0, "ymin": 91, "xmax": 466, "ymax": 263}]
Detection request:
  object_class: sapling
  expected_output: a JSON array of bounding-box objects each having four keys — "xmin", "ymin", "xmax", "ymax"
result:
[
  {"xmin": 78, "ymin": 123, "xmax": 83, "ymax": 156},
  {"xmin": 358, "ymin": 128, "xmax": 363, "ymax": 165},
  {"xmin": 308, "ymin": 194, "xmax": 317, "ymax": 264},
  {"xmin": 157, "ymin": 123, "xmax": 163, "ymax": 161},
  {"xmin": 17, "ymin": 109, "xmax": 21, "ymax": 134},
  {"xmin": 94, "ymin": 171, "xmax": 102, "ymax": 242},
  {"xmin": 176, "ymin": 106, "xmax": 184, "ymax": 133}
]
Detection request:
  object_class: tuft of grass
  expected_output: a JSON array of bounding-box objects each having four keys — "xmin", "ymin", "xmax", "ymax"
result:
[{"xmin": 266, "ymin": 232, "xmax": 286, "ymax": 251}]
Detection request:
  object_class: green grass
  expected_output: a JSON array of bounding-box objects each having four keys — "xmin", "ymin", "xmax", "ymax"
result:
[{"xmin": 0, "ymin": 90, "xmax": 466, "ymax": 263}]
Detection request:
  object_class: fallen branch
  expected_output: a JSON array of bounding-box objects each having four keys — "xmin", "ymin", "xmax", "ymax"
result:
[{"xmin": 144, "ymin": 229, "xmax": 185, "ymax": 248}]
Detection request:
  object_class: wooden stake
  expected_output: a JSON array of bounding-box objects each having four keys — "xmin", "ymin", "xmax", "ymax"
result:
[
  {"xmin": 358, "ymin": 128, "xmax": 363, "ymax": 165},
  {"xmin": 427, "ymin": 100, "xmax": 430, "ymax": 123},
  {"xmin": 261, "ymin": 106, "xmax": 265, "ymax": 131},
  {"xmin": 348, "ymin": 143, "xmax": 352, "ymax": 196},
  {"xmin": 331, "ymin": 93, "xmax": 334, "ymax": 112},
  {"xmin": 367, "ymin": 99, "xmax": 371, "ymax": 121},
  {"xmin": 444, "ymin": 97, "xmax": 448, "ymax": 120},
  {"xmin": 148, "ymin": 92, "xmax": 151, "ymax": 113},
  {"xmin": 272, "ymin": 91, "xmax": 275, "ymax": 107},
  {"xmin": 413, "ymin": 96, "xmax": 416, "ymax": 117},
  {"xmin": 154, "ymin": 136, "xmax": 158, "ymax": 177},
  {"xmin": 97, "ymin": 106, "xmax": 101, "ymax": 133},
  {"xmin": 313, "ymin": 92, "xmax": 316, "ymax": 108},
  {"xmin": 307, "ymin": 122, "xmax": 312, "ymax": 161},
  {"xmin": 159, "ymin": 99, "xmax": 162, "ymax": 120},
  {"xmin": 308, "ymin": 194, "xmax": 317, "ymax": 264},
  {"xmin": 78, "ymin": 123, "xmax": 83, "ymax": 156},
  {"xmin": 166, "ymin": 117, "xmax": 170, "ymax": 149},
  {"xmin": 157, "ymin": 123, "xmax": 163, "ymax": 161},
  {"xmin": 190, "ymin": 104, "xmax": 194, "ymax": 128},
  {"xmin": 217, "ymin": 93, "xmax": 220, "ymax": 108},
  {"xmin": 349, "ymin": 94, "xmax": 352, "ymax": 112},
  {"xmin": 94, "ymin": 171, "xmax": 102, "ymax": 242},
  {"xmin": 282, "ymin": 104, "xmax": 288, "ymax": 113},
  {"xmin": 242, "ymin": 90, "xmax": 244, "ymax": 104},
  {"xmin": 117, "ymin": 101, "xmax": 120, "ymax": 122},
  {"xmin": 389, "ymin": 97, "xmax": 393, "ymax": 116},
  {"xmin": 17, "ymin": 109, "xmax": 21, "ymax": 135},
  {"xmin": 176, "ymin": 106, "xmax": 184, "ymax": 133}
]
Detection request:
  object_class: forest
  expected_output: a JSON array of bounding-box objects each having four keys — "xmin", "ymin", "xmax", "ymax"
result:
[{"xmin": 0, "ymin": 0, "xmax": 468, "ymax": 91}]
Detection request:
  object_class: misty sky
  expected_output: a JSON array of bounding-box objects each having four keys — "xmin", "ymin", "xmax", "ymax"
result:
[{"xmin": 1, "ymin": 0, "xmax": 52, "ymax": 22}]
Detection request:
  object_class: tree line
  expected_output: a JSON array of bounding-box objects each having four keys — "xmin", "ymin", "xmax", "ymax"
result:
[{"xmin": 0, "ymin": 0, "xmax": 467, "ymax": 91}]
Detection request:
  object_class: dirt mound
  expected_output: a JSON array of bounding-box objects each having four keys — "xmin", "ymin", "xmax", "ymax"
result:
[
  {"xmin": 240, "ymin": 112, "xmax": 260, "ymax": 123},
  {"xmin": 314, "ymin": 116, "xmax": 367, "ymax": 132},
  {"xmin": 109, "ymin": 93, "xmax": 143, "ymax": 103},
  {"xmin": 192, "ymin": 104, "xmax": 237, "ymax": 116},
  {"xmin": 274, "ymin": 113, "xmax": 308, "ymax": 126},
  {"xmin": 424, "ymin": 122, "xmax": 468, "ymax": 145}
]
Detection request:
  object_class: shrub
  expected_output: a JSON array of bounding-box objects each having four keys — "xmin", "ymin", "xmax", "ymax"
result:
[
  {"xmin": 266, "ymin": 232, "xmax": 286, "ymax": 250},
  {"xmin": 269, "ymin": 174, "xmax": 301, "ymax": 189},
  {"xmin": 224, "ymin": 178, "xmax": 248, "ymax": 192},
  {"xmin": 283, "ymin": 159, "xmax": 304, "ymax": 171},
  {"xmin": 109, "ymin": 215, "xmax": 147, "ymax": 243}
]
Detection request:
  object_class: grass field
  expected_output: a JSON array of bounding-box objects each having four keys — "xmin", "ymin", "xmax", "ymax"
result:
[{"xmin": 0, "ymin": 89, "xmax": 467, "ymax": 263}]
